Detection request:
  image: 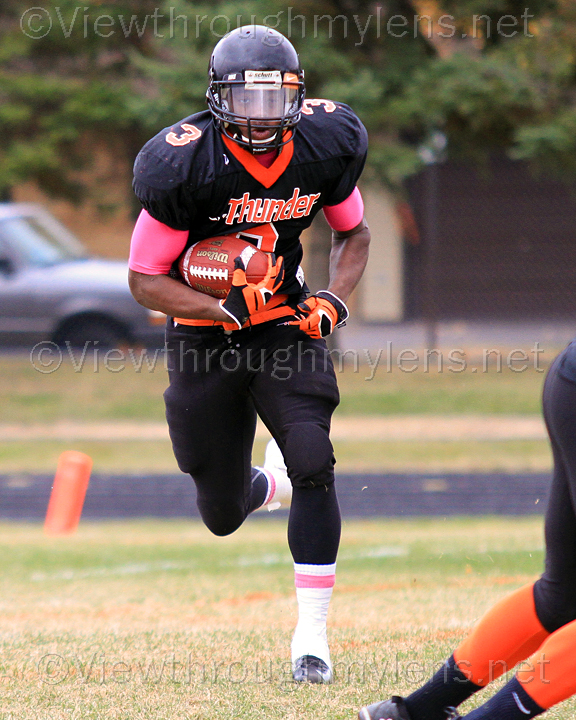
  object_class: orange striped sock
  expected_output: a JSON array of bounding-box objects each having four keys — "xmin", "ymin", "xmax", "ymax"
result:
[
  {"xmin": 517, "ymin": 616, "xmax": 576, "ymax": 709},
  {"xmin": 454, "ymin": 582, "xmax": 549, "ymax": 686}
]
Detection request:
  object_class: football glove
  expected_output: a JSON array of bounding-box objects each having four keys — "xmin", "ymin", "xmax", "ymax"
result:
[
  {"xmin": 219, "ymin": 253, "xmax": 284, "ymax": 329},
  {"xmin": 289, "ymin": 290, "xmax": 349, "ymax": 338}
]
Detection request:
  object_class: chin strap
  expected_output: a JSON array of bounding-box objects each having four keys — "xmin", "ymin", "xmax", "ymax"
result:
[
  {"xmin": 240, "ymin": 132, "xmax": 278, "ymax": 147},
  {"xmin": 225, "ymin": 120, "xmax": 289, "ymax": 153}
]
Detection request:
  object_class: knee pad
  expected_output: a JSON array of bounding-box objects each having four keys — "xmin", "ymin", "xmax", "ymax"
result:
[
  {"xmin": 283, "ymin": 423, "xmax": 335, "ymax": 489},
  {"xmin": 534, "ymin": 575, "xmax": 576, "ymax": 632},
  {"xmin": 196, "ymin": 497, "xmax": 245, "ymax": 537}
]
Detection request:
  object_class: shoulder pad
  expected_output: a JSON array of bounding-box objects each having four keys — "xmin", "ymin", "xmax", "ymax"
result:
[
  {"xmin": 134, "ymin": 111, "xmax": 213, "ymax": 191},
  {"xmin": 299, "ymin": 100, "xmax": 367, "ymax": 157}
]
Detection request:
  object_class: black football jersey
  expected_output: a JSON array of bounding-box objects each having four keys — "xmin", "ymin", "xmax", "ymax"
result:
[{"xmin": 133, "ymin": 100, "xmax": 368, "ymax": 295}]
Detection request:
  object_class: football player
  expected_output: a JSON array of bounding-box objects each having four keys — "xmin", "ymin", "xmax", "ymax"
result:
[
  {"xmin": 128, "ymin": 25, "xmax": 370, "ymax": 683},
  {"xmin": 358, "ymin": 340, "xmax": 576, "ymax": 717}
]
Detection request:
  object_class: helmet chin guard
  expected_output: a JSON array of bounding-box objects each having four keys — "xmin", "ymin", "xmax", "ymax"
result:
[{"xmin": 207, "ymin": 26, "xmax": 305, "ymax": 152}]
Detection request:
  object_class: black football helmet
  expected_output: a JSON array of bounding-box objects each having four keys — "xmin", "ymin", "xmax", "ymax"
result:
[{"xmin": 207, "ymin": 25, "xmax": 305, "ymax": 152}]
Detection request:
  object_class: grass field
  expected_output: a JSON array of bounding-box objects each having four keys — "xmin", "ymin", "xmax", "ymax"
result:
[
  {"xmin": 0, "ymin": 438, "xmax": 552, "ymax": 473},
  {"xmin": 0, "ymin": 517, "xmax": 573, "ymax": 720},
  {"xmin": 0, "ymin": 353, "xmax": 551, "ymax": 472},
  {"xmin": 0, "ymin": 354, "xmax": 546, "ymax": 424},
  {"xmin": 0, "ymin": 355, "xmax": 568, "ymax": 717}
]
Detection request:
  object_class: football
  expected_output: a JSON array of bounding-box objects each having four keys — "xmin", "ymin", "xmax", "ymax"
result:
[{"xmin": 178, "ymin": 235, "xmax": 269, "ymax": 298}]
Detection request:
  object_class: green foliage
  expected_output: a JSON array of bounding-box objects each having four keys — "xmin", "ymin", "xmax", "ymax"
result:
[
  {"xmin": 513, "ymin": 109, "xmax": 576, "ymax": 174},
  {"xmin": 1, "ymin": 0, "xmax": 576, "ymax": 199},
  {"xmin": 439, "ymin": 0, "xmax": 557, "ymax": 18},
  {"xmin": 0, "ymin": 0, "xmax": 155, "ymax": 200},
  {"xmin": 388, "ymin": 54, "xmax": 543, "ymax": 159}
]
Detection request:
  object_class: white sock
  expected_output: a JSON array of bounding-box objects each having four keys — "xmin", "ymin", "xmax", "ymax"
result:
[
  {"xmin": 291, "ymin": 562, "xmax": 336, "ymax": 667},
  {"xmin": 259, "ymin": 468, "xmax": 276, "ymax": 506},
  {"xmin": 253, "ymin": 465, "xmax": 291, "ymax": 511}
]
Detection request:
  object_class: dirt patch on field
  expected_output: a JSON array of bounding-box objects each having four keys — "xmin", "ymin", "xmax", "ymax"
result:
[{"xmin": 0, "ymin": 415, "xmax": 546, "ymax": 441}]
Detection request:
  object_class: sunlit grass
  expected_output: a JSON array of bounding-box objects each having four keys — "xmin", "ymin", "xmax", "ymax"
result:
[
  {"xmin": 0, "ymin": 518, "xmax": 573, "ymax": 719},
  {"xmin": 0, "ymin": 438, "xmax": 552, "ymax": 473},
  {"xmin": 0, "ymin": 353, "xmax": 546, "ymax": 424}
]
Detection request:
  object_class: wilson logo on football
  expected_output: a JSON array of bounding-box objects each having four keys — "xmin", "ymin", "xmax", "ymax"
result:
[
  {"xmin": 225, "ymin": 188, "xmax": 321, "ymax": 225},
  {"xmin": 196, "ymin": 249, "xmax": 229, "ymax": 263},
  {"xmin": 194, "ymin": 283, "xmax": 227, "ymax": 297},
  {"xmin": 178, "ymin": 236, "xmax": 269, "ymax": 298}
]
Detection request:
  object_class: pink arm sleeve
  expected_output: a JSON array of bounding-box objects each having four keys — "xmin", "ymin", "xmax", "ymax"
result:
[
  {"xmin": 129, "ymin": 209, "xmax": 189, "ymax": 274},
  {"xmin": 129, "ymin": 188, "xmax": 364, "ymax": 274},
  {"xmin": 323, "ymin": 186, "xmax": 364, "ymax": 232}
]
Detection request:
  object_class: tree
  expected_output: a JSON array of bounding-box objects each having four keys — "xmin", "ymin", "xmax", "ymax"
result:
[
  {"xmin": 0, "ymin": 0, "xmax": 158, "ymax": 201},
  {"xmin": 1, "ymin": 0, "xmax": 575, "ymax": 202},
  {"xmin": 111, "ymin": 0, "xmax": 576, "ymax": 187}
]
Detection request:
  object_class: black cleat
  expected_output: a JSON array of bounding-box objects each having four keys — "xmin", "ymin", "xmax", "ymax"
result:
[
  {"xmin": 358, "ymin": 696, "xmax": 412, "ymax": 720},
  {"xmin": 292, "ymin": 654, "xmax": 333, "ymax": 683}
]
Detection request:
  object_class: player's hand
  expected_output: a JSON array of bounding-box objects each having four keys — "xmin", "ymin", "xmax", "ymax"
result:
[
  {"xmin": 219, "ymin": 253, "xmax": 284, "ymax": 329},
  {"xmin": 289, "ymin": 290, "xmax": 349, "ymax": 338}
]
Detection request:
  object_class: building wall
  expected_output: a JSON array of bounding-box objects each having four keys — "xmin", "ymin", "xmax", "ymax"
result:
[
  {"xmin": 359, "ymin": 186, "xmax": 404, "ymax": 322},
  {"xmin": 406, "ymin": 157, "xmax": 576, "ymax": 320},
  {"xmin": 12, "ymin": 146, "xmax": 136, "ymax": 260}
]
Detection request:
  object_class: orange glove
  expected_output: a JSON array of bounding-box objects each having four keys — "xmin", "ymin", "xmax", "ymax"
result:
[
  {"xmin": 289, "ymin": 290, "xmax": 349, "ymax": 338},
  {"xmin": 220, "ymin": 253, "xmax": 284, "ymax": 329}
]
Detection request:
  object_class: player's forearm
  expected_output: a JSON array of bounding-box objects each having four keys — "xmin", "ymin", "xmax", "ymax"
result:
[
  {"xmin": 326, "ymin": 222, "xmax": 370, "ymax": 302},
  {"xmin": 128, "ymin": 270, "xmax": 229, "ymax": 321}
]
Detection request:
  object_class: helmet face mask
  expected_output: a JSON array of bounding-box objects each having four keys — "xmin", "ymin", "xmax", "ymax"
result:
[{"xmin": 207, "ymin": 26, "xmax": 305, "ymax": 152}]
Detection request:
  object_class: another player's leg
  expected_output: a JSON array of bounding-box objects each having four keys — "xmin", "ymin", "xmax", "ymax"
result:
[
  {"xmin": 359, "ymin": 347, "xmax": 576, "ymax": 719},
  {"xmin": 359, "ymin": 583, "xmax": 549, "ymax": 720},
  {"xmin": 428, "ymin": 615, "xmax": 576, "ymax": 720},
  {"xmin": 460, "ymin": 617, "xmax": 576, "ymax": 719},
  {"xmin": 250, "ymin": 324, "xmax": 341, "ymax": 683},
  {"xmin": 455, "ymin": 348, "xmax": 576, "ymax": 719}
]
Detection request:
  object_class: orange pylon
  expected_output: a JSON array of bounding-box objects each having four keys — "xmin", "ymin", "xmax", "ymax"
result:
[{"xmin": 44, "ymin": 451, "xmax": 93, "ymax": 535}]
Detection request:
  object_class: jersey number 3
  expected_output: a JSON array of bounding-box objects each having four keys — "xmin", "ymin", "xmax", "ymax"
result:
[
  {"xmin": 302, "ymin": 99, "xmax": 336, "ymax": 115},
  {"xmin": 166, "ymin": 124, "xmax": 202, "ymax": 146}
]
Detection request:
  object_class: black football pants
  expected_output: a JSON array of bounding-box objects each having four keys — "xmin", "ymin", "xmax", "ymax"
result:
[
  {"xmin": 163, "ymin": 319, "xmax": 341, "ymax": 565},
  {"xmin": 534, "ymin": 341, "xmax": 576, "ymax": 631}
]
